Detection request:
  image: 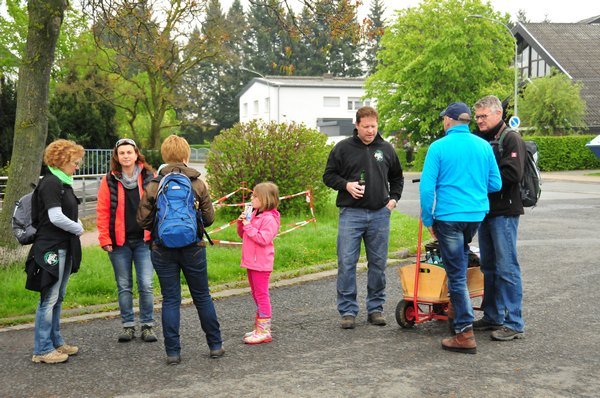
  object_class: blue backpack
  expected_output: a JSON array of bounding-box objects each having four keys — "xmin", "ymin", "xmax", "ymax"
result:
[{"xmin": 154, "ymin": 171, "xmax": 202, "ymax": 248}]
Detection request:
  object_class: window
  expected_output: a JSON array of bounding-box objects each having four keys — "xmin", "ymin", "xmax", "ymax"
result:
[
  {"xmin": 520, "ymin": 46, "xmax": 530, "ymax": 78},
  {"xmin": 242, "ymin": 103, "xmax": 248, "ymax": 117},
  {"xmin": 264, "ymin": 97, "xmax": 270, "ymax": 112},
  {"xmin": 323, "ymin": 96, "xmax": 340, "ymax": 107},
  {"xmin": 347, "ymin": 97, "xmax": 371, "ymax": 110},
  {"xmin": 253, "ymin": 100, "xmax": 259, "ymax": 114}
]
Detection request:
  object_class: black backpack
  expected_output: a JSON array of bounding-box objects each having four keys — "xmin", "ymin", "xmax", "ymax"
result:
[{"xmin": 498, "ymin": 131, "xmax": 542, "ymax": 208}]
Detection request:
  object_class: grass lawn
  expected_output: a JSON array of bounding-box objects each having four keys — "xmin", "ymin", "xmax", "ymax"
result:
[{"xmin": 0, "ymin": 198, "xmax": 427, "ymax": 326}]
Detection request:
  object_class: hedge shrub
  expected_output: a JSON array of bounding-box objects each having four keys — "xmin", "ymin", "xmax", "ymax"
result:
[
  {"xmin": 523, "ymin": 135, "xmax": 600, "ymax": 171},
  {"xmin": 206, "ymin": 121, "xmax": 332, "ymax": 214},
  {"xmin": 401, "ymin": 134, "xmax": 600, "ymax": 172}
]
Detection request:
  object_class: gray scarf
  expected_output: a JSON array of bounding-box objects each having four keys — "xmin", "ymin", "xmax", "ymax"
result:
[{"xmin": 115, "ymin": 164, "xmax": 142, "ymax": 190}]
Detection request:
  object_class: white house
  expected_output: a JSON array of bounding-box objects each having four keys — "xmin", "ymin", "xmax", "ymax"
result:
[{"xmin": 237, "ymin": 75, "xmax": 374, "ymax": 139}]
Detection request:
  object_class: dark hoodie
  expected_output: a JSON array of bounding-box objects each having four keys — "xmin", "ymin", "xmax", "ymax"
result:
[
  {"xmin": 477, "ymin": 121, "xmax": 527, "ymax": 217},
  {"xmin": 323, "ymin": 131, "xmax": 404, "ymax": 210}
]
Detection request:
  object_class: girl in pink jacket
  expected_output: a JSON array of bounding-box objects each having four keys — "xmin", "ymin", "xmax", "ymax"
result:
[{"xmin": 237, "ymin": 182, "xmax": 281, "ymax": 344}]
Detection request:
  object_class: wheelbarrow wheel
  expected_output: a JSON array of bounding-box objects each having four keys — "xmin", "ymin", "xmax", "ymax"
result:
[{"xmin": 395, "ymin": 300, "xmax": 416, "ymax": 328}]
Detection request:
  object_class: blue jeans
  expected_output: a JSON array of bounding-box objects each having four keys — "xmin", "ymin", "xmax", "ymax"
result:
[
  {"xmin": 151, "ymin": 244, "xmax": 222, "ymax": 356},
  {"xmin": 337, "ymin": 206, "xmax": 391, "ymax": 317},
  {"xmin": 108, "ymin": 239, "xmax": 155, "ymax": 327},
  {"xmin": 478, "ymin": 215, "xmax": 524, "ymax": 332},
  {"xmin": 434, "ymin": 221, "xmax": 480, "ymax": 333},
  {"xmin": 34, "ymin": 250, "xmax": 71, "ymax": 355}
]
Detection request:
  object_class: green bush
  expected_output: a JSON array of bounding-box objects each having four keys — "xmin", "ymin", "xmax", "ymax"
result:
[
  {"xmin": 525, "ymin": 135, "xmax": 600, "ymax": 171},
  {"xmin": 406, "ymin": 134, "xmax": 600, "ymax": 172},
  {"xmin": 206, "ymin": 121, "xmax": 332, "ymax": 214}
]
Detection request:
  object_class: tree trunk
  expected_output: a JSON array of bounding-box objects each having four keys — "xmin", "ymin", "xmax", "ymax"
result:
[{"xmin": 0, "ymin": 0, "xmax": 68, "ymax": 249}]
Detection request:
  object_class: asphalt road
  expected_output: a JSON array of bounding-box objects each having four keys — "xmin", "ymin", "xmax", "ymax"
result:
[{"xmin": 1, "ymin": 177, "xmax": 599, "ymax": 397}]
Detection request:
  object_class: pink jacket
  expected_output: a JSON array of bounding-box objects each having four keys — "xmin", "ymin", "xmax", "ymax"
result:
[{"xmin": 237, "ymin": 208, "xmax": 281, "ymax": 272}]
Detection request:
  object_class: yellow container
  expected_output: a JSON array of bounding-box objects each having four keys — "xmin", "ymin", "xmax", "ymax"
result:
[{"xmin": 398, "ymin": 263, "xmax": 484, "ymax": 302}]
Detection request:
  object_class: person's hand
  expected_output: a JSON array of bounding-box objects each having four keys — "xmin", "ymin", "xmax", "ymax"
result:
[
  {"xmin": 238, "ymin": 213, "xmax": 246, "ymax": 222},
  {"xmin": 102, "ymin": 245, "xmax": 113, "ymax": 252},
  {"xmin": 386, "ymin": 199, "xmax": 397, "ymax": 210},
  {"xmin": 346, "ymin": 181, "xmax": 365, "ymax": 199},
  {"xmin": 427, "ymin": 226, "xmax": 436, "ymax": 240},
  {"xmin": 242, "ymin": 219, "xmax": 250, "ymax": 226}
]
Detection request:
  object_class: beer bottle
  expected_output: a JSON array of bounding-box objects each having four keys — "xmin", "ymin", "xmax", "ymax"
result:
[{"xmin": 358, "ymin": 170, "xmax": 366, "ymax": 186}]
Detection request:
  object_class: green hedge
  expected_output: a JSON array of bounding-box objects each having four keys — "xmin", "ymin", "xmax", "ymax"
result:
[
  {"xmin": 400, "ymin": 135, "xmax": 600, "ymax": 172},
  {"xmin": 523, "ymin": 135, "xmax": 600, "ymax": 171}
]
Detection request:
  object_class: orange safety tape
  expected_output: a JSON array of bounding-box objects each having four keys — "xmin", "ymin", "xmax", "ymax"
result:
[{"xmin": 206, "ymin": 186, "xmax": 316, "ymax": 245}]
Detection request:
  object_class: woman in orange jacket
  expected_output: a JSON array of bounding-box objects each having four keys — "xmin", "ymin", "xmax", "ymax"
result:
[{"xmin": 96, "ymin": 138, "xmax": 156, "ymax": 343}]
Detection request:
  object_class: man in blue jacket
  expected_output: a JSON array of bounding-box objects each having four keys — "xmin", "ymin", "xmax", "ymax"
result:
[{"xmin": 420, "ymin": 102, "xmax": 501, "ymax": 353}]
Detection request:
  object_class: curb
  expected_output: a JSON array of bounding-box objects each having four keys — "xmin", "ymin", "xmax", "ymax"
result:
[{"xmin": 0, "ymin": 250, "xmax": 412, "ymax": 333}]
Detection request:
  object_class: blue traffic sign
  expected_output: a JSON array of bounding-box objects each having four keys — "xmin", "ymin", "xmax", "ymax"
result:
[{"xmin": 509, "ymin": 116, "xmax": 521, "ymax": 129}]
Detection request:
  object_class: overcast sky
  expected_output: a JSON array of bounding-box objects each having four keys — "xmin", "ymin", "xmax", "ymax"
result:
[{"xmin": 220, "ymin": 0, "xmax": 599, "ymax": 23}]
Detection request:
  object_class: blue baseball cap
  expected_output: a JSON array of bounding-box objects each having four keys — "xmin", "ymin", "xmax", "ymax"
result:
[{"xmin": 440, "ymin": 102, "xmax": 471, "ymax": 121}]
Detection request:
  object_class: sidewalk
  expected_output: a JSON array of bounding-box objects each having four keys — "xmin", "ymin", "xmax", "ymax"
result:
[{"xmin": 541, "ymin": 169, "xmax": 600, "ymax": 183}]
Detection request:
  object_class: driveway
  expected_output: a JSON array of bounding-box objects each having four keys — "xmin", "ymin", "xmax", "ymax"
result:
[{"xmin": 1, "ymin": 177, "xmax": 599, "ymax": 397}]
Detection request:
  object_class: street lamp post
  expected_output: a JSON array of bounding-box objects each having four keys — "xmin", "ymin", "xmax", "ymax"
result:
[
  {"xmin": 467, "ymin": 14, "xmax": 519, "ymax": 118},
  {"xmin": 241, "ymin": 66, "xmax": 272, "ymax": 122}
]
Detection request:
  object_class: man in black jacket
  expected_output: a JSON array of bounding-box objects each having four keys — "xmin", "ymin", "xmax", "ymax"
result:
[
  {"xmin": 323, "ymin": 106, "xmax": 404, "ymax": 329},
  {"xmin": 474, "ymin": 95, "xmax": 527, "ymax": 341}
]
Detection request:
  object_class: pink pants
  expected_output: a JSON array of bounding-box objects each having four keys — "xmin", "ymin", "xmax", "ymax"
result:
[{"xmin": 247, "ymin": 269, "xmax": 272, "ymax": 318}]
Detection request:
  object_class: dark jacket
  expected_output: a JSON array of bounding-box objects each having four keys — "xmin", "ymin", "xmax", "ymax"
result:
[
  {"xmin": 323, "ymin": 131, "xmax": 404, "ymax": 210},
  {"xmin": 478, "ymin": 122, "xmax": 527, "ymax": 217},
  {"xmin": 26, "ymin": 171, "xmax": 82, "ymax": 292},
  {"xmin": 136, "ymin": 163, "xmax": 215, "ymax": 240}
]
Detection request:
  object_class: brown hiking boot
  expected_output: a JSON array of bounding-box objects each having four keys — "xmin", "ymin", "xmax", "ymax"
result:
[
  {"xmin": 340, "ymin": 315, "xmax": 355, "ymax": 329},
  {"xmin": 447, "ymin": 301, "xmax": 455, "ymax": 319},
  {"xmin": 56, "ymin": 344, "xmax": 79, "ymax": 356},
  {"xmin": 441, "ymin": 329, "xmax": 477, "ymax": 354},
  {"xmin": 367, "ymin": 312, "xmax": 387, "ymax": 326}
]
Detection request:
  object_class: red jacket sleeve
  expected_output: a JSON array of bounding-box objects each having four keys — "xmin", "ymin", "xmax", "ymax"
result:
[{"xmin": 96, "ymin": 176, "xmax": 112, "ymax": 247}]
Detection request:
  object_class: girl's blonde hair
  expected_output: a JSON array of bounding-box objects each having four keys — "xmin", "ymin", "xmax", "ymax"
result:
[
  {"xmin": 43, "ymin": 139, "xmax": 85, "ymax": 168},
  {"xmin": 253, "ymin": 182, "xmax": 279, "ymax": 211}
]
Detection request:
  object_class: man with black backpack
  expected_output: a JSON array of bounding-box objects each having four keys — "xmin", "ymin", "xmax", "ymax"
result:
[
  {"xmin": 136, "ymin": 135, "xmax": 224, "ymax": 364},
  {"xmin": 473, "ymin": 95, "xmax": 527, "ymax": 342}
]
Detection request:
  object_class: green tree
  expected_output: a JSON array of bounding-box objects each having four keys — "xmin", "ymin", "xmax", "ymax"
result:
[
  {"xmin": 365, "ymin": 0, "xmax": 513, "ymax": 144},
  {"xmin": 293, "ymin": 0, "xmax": 362, "ymax": 77},
  {"xmin": 0, "ymin": 0, "xmax": 89, "ymax": 78},
  {"xmin": 519, "ymin": 72, "xmax": 586, "ymax": 135},
  {"xmin": 364, "ymin": 0, "xmax": 386, "ymax": 75},
  {"xmin": 177, "ymin": 0, "xmax": 247, "ymax": 141},
  {"xmin": 0, "ymin": 0, "xmax": 68, "ymax": 247},
  {"xmin": 48, "ymin": 76, "xmax": 119, "ymax": 149},
  {"xmin": 85, "ymin": 0, "xmax": 228, "ymax": 149},
  {"xmin": 245, "ymin": 0, "xmax": 294, "ymax": 75},
  {"xmin": 516, "ymin": 9, "xmax": 530, "ymax": 23},
  {"xmin": 0, "ymin": 76, "xmax": 16, "ymax": 170},
  {"xmin": 325, "ymin": 0, "xmax": 363, "ymax": 76}
]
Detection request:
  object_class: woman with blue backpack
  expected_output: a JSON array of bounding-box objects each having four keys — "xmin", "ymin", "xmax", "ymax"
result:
[
  {"xmin": 136, "ymin": 135, "xmax": 224, "ymax": 365},
  {"xmin": 96, "ymin": 138, "xmax": 157, "ymax": 343}
]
